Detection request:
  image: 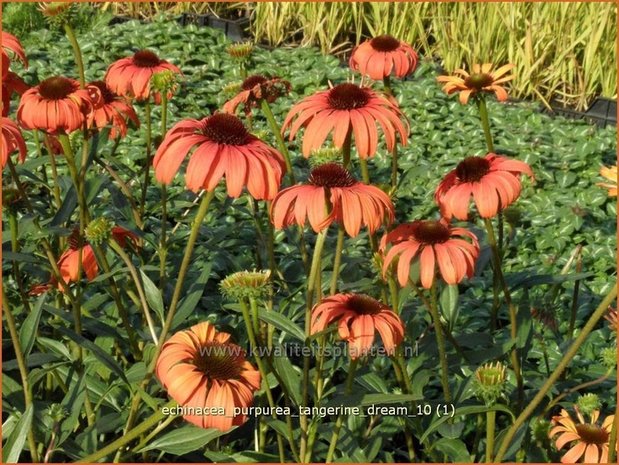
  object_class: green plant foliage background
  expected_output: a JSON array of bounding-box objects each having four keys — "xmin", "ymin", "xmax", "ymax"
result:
[{"xmin": 2, "ymin": 15, "xmax": 616, "ymax": 463}]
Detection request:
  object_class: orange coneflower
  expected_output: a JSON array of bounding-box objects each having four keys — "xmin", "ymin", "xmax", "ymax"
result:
[
  {"xmin": 55, "ymin": 226, "xmax": 137, "ymax": 291},
  {"xmin": 437, "ymin": 63, "xmax": 514, "ymax": 105},
  {"xmin": 2, "ymin": 71, "xmax": 29, "ymax": 116},
  {"xmin": 104, "ymin": 49, "xmax": 181, "ymax": 102},
  {"xmin": 1, "ymin": 31, "xmax": 27, "ymax": 78},
  {"xmin": 597, "ymin": 165, "xmax": 617, "ymax": 197},
  {"xmin": 282, "ymin": 82, "xmax": 408, "ymax": 159},
  {"xmin": 435, "ymin": 153, "xmax": 534, "ymax": 220},
  {"xmin": 380, "ymin": 219, "xmax": 479, "ymax": 289},
  {"xmin": 87, "ymin": 80, "xmax": 139, "ymax": 139},
  {"xmin": 311, "ymin": 293, "xmax": 404, "ymax": 359},
  {"xmin": 549, "ymin": 408, "xmax": 615, "ymax": 463},
  {"xmin": 222, "ymin": 74, "xmax": 290, "ymax": 116},
  {"xmin": 156, "ymin": 321, "xmax": 261, "ymax": 431},
  {"xmin": 153, "ymin": 113, "xmax": 285, "ymax": 200},
  {"xmin": 270, "ymin": 162, "xmax": 394, "ymax": 237},
  {"xmin": 1, "ymin": 117, "xmax": 27, "ymax": 168},
  {"xmin": 349, "ymin": 35, "xmax": 418, "ymax": 81},
  {"xmin": 17, "ymin": 76, "xmax": 96, "ymax": 134}
]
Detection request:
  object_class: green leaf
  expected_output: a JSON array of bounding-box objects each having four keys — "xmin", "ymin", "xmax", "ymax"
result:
[
  {"xmin": 138, "ymin": 426, "xmax": 226, "ymax": 455},
  {"xmin": 55, "ymin": 327, "xmax": 128, "ymax": 384},
  {"xmin": 140, "ymin": 270, "xmax": 165, "ymax": 325},
  {"xmin": 433, "ymin": 437, "xmax": 471, "ymax": 462},
  {"xmin": 326, "ymin": 393, "xmax": 421, "ymax": 408},
  {"xmin": 258, "ymin": 310, "xmax": 305, "ymax": 342},
  {"xmin": 272, "ymin": 351, "xmax": 302, "ymax": 405},
  {"xmin": 19, "ymin": 294, "xmax": 45, "ymax": 357},
  {"xmin": 420, "ymin": 404, "xmax": 515, "ymax": 443},
  {"xmin": 2, "ymin": 405, "xmax": 33, "ymax": 463},
  {"xmin": 172, "ymin": 261, "xmax": 214, "ymax": 329},
  {"xmin": 439, "ymin": 284, "xmax": 459, "ymax": 331}
]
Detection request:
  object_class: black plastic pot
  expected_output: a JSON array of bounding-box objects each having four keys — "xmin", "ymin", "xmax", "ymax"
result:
[
  {"xmin": 584, "ymin": 97, "xmax": 617, "ymax": 127},
  {"xmin": 178, "ymin": 13, "xmax": 249, "ymax": 41}
]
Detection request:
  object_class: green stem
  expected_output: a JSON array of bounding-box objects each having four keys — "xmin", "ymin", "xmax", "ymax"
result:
[
  {"xmin": 239, "ymin": 300, "xmax": 286, "ymax": 461},
  {"xmin": 568, "ymin": 254, "xmax": 583, "ymax": 336},
  {"xmin": 91, "ymin": 244, "xmax": 141, "ymax": 357},
  {"xmin": 477, "ymin": 96, "xmax": 494, "ymax": 152},
  {"xmin": 64, "ymin": 23, "xmax": 85, "ymax": 87},
  {"xmin": 483, "ymin": 218, "xmax": 523, "ymax": 406},
  {"xmin": 342, "ymin": 130, "xmax": 352, "ymax": 169},
  {"xmin": 42, "ymin": 134, "xmax": 63, "ymax": 211},
  {"xmin": 325, "ymin": 358, "xmax": 359, "ymax": 463},
  {"xmin": 2, "ymin": 287, "xmax": 39, "ymax": 462},
  {"xmin": 429, "ymin": 282, "xmax": 452, "ymax": 402},
  {"xmin": 494, "ymin": 284, "xmax": 618, "ymax": 462},
  {"xmin": 382, "ymin": 76, "xmax": 400, "ymax": 190},
  {"xmin": 261, "ymin": 99, "xmax": 295, "ymax": 184},
  {"xmin": 139, "ymin": 100, "xmax": 153, "ymax": 218},
  {"xmin": 329, "ymin": 226, "xmax": 346, "ymax": 295},
  {"xmin": 485, "ymin": 409, "xmax": 496, "ymax": 462},
  {"xmin": 359, "ymin": 157, "xmax": 371, "ymax": 184},
  {"xmin": 77, "ymin": 400, "xmax": 176, "ymax": 463},
  {"xmin": 109, "ymin": 240, "xmax": 159, "ymax": 345},
  {"xmin": 159, "ymin": 94, "xmax": 169, "ymax": 289},
  {"xmin": 153, "ymin": 189, "xmax": 215, "ymax": 357},
  {"xmin": 300, "ymin": 229, "xmax": 328, "ymax": 462}
]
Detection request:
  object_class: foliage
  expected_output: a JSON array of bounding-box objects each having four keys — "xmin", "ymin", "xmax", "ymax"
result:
[
  {"xmin": 98, "ymin": 2, "xmax": 617, "ymax": 110},
  {"xmin": 1, "ymin": 14, "xmax": 616, "ymax": 464}
]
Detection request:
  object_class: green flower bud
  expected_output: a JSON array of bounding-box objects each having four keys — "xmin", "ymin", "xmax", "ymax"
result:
[
  {"xmin": 576, "ymin": 393, "xmax": 601, "ymax": 417},
  {"xmin": 151, "ymin": 70, "xmax": 179, "ymax": 94},
  {"xmin": 46, "ymin": 403, "xmax": 68, "ymax": 423},
  {"xmin": 220, "ymin": 270, "xmax": 272, "ymax": 302},
  {"xmin": 308, "ymin": 147, "xmax": 343, "ymax": 168},
  {"xmin": 601, "ymin": 346, "xmax": 617, "ymax": 368},
  {"xmin": 226, "ymin": 42, "xmax": 254, "ymax": 60},
  {"xmin": 473, "ymin": 361, "xmax": 507, "ymax": 406},
  {"xmin": 85, "ymin": 217, "xmax": 113, "ymax": 246}
]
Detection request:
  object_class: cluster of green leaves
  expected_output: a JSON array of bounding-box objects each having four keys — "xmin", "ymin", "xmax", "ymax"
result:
[{"xmin": 2, "ymin": 15, "xmax": 616, "ymax": 463}]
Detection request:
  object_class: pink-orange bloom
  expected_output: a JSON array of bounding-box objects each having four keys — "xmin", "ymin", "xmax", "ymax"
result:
[
  {"xmin": 17, "ymin": 76, "xmax": 96, "ymax": 134},
  {"xmin": 1, "ymin": 117, "xmax": 27, "ymax": 168},
  {"xmin": 270, "ymin": 163, "xmax": 394, "ymax": 237},
  {"xmin": 597, "ymin": 165, "xmax": 617, "ymax": 197},
  {"xmin": 222, "ymin": 74, "xmax": 290, "ymax": 116},
  {"xmin": 104, "ymin": 50, "xmax": 181, "ymax": 102},
  {"xmin": 549, "ymin": 408, "xmax": 615, "ymax": 463},
  {"xmin": 349, "ymin": 35, "xmax": 418, "ymax": 80},
  {"xmin": 437, "ymin": 63, "xmax": 514, "ymax": 104},
  {"xmin": 153, "ymin": 113, "xmax": 285, "ymax": 199},
  {"xmin": 381, "ymin": 219, "xmax": 479, "ymax": 289},
  {"xmin": 55, "ymin": 226, "xmax": 137, "ymax": 292},
  {"xmin": 2, "ymin": 71, "xmax": 29, "ymax": 117},
  {"xmin": 311, "ymin": 293, "xmax": 404, "ymax": 359},
  {"xmin": 87, "ymin": 80, "xmax": 139, "ymax": 139},
  {"xmin": 156, "ymin": 321, "xmax": 261, "ymax": 431},
  {"xmin": 435, "ymin": 153, "xmax": 534, "ymax": 220},
  {"xmin": 2, "ymin": 31, "xmax": 27, "ymax": 78},
  {"xmin": 282, "ymin": 82, "xmax": 408, "ymax": 159}
]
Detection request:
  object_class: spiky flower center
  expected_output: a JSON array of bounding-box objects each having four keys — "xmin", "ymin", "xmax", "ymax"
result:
[
  {"xmin": 193, "ymin": 342, "xmax": 244, "ymax": 380},
  {"xmin": 328, "ymin": 83, "xmax": 370, "ymax": 110},
  {"xmin": 475, "ymin": 362, "xmax": 506, "ymax": 386},
  {"xmin": 464, "ymin": 73, "xmax": 494, "ymax": 90},
  {"xmin": 202, "ymin": 113, "xmax": 250, "ymax": 145},
  {"xmin": 455, "ymin": 156, "xmax": 491, "ymax": 183},
  {"xmin": 347, "ymin": 294, "xmax": 383, "ymax": 315},
  {"xmin": 370, "ymin": 35, "xmax": 401, "ymax": 52},
  {"xmin": 38, "ymin": 77, "xmax": 76, "ymax": 100},
  {"xmin": 89, "ymin": 80, "xmax": 115, "ymax": 104},
  {"xmin": 575, "ymin": 424, "xmax": 609, "ymax": 446},
  {"xmin": 308, "ymin": 163, "xmax": 357, "ymax": 188},
  {"xmin": 412, "ymin": 220, "xmax": 451, "ymax": 245},
  {"xmin": 242, "ymin": 75, "xmax": 268, "ymax": 91},
  {"xmin": 132, "ymin": 50, "xmax": 162, "ymax": 68}
]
